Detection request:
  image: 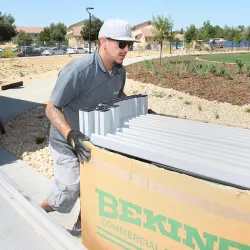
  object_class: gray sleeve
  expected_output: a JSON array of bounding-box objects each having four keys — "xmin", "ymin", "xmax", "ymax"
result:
[{"xmin": 49, "ymin": 66, "xmax": 80, "ymax": 108}]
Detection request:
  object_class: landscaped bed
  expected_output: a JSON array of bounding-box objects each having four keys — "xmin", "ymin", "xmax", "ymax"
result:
[{"xmin": 125, "ymin": 55, "xmax": 250, "ymax": 106}]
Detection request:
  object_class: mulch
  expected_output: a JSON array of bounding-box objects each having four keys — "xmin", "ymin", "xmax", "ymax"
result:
[{"xmin": 125, "ymin": 57, "xmax": 250, "ymax": 105}]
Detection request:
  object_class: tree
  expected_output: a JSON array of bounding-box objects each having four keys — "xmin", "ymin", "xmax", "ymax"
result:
[
  {"xmin": 49, "ymin": 22, "xmax": 67, "ymax": 44},
  {"xmin": 0, "ymin": 11, "xmax": 17, "ymax": 42},
  {"xmin": 224, "ymin": 26, "xmax": 234, "ymax": 41},
  {"xmin": 214, "ymin": 25, "xmax": 224, "ymax": 38},
  {"xmin": 16, "ymin": 30, "xmax": 33, "ymax": 46},
  {"xmin": 38, "ymin": 27, "xmax": 51, "ymax": 45},
  {"xmin": 244, "ymin": 26, "xmax": 250, "ymax": 50},
  {"xmin": 152, "ymin": 15, "xmax": 174, "ymax": 64},
  {"xmin": 174, "ymin": 28, "xmax": 184, "ymax": 34},
  {"xmin": 234, "ymin": 29, "xmax": 244, "ymax": 46},
  {"xmin": 185, "ymin": 24, "xmax": 198, "ymax": 43},
  {"xmin": 199, "ymin": 20, "xmax": 216, "ymax": 41},
  {"xmin": 238, "ymin": 25, "xmax": 245, "ymax": 32},
  {"xmin": 81, "ymin": 16, "xmax": 104, "ymax": 46}
]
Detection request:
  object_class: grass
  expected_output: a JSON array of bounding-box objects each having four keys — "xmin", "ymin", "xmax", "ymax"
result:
[{"xmin": 199, "ymin": 54, "xmax": 250, "ymax": 64}]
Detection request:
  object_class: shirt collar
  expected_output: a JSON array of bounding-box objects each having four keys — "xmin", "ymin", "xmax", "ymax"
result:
[{"xmin": 95, "ymin": 48, "xmax": 121, "ymax": 75}]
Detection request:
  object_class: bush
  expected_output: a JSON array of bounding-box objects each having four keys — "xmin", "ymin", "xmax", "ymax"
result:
[
  {"xmin": 208, "ymin": 64, "xmax": 218, "ymax": 74},
  {"xmin": 1, "ymin": 47, "xmax": 18, "ymax": 59},
  {"xmin": 246, "ymin": 65, "xmax": 250, "ymax": 77},
  {"xmin": 232, "ymin": 101, "xmax": 242, "ymax": 106},
  {"xmin": 236, "ymin": 59, "xmax": 244, "ymax": 74},
  {"xmin": 143, "ymin": 60, "xmax": 155, "ymax": 72}
]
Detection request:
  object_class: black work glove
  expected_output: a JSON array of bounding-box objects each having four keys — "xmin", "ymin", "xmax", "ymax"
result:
[
  {"xmin": 148, "ymin": 109, "xmax": 157, "ymax": 114},
  {"xmin": 67, "ymin": 130, "xmax": 91, "ymax": 164}
]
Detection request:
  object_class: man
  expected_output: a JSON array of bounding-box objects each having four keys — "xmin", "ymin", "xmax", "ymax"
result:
[{"xmin": 40, "ymin": 19, "xmax": 140, "ymax": 236}]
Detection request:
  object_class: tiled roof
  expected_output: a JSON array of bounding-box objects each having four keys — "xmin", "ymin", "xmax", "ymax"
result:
[
  {"xmin": 68, "ymin": 20, "xmax": 84, "ymax": 29},
  {"xmin": 16, "ymin": 27, "xmax": 44, "ymax": 34},
  {"xmin": 131, "ymin": 20, "xmax": 152, "ymax": 29}
]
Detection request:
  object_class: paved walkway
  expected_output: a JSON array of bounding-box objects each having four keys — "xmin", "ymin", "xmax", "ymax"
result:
[{"xmin": 0, "ymin": 53, "xmax": 172, "ymax": 230}]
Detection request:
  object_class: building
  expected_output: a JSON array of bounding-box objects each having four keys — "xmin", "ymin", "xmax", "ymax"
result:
[
  {"xmin": 131, "ymin": 20, "xmax": 184, "ymax": 49},
  {"xmin": 65, "ymin": 20, "xmax": 85, "ymax": 47},
  {"xmin": 131, "ymin": 21, "xmax": 155, "ymax": 48},
  {"xmin": 0, "ymin": 26, "xmax": 44, "ymax": 48},
  {"xmin": 16, "ymin": 27, "xmax": 44, "ymax": 40}
]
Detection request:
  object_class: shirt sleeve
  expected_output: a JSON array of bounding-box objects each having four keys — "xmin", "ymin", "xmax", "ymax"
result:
[{"xmin": 49, "ymin": 66, "xmax": 80, "ymax": 109}]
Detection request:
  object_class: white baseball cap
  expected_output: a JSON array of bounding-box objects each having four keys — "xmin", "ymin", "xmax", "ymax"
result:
[{"xmin": 98, "ymin": 19, "xmax": 141, "ymax": 42}]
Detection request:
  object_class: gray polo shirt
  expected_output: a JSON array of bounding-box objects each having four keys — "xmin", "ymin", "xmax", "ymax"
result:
[{"xmin": 49, "ymin": 49, "xmax": 126, "ymax": 156}]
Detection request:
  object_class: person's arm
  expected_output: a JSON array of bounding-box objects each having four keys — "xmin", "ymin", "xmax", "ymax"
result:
[
  {"xmin": 47, "ymin": 67, "xmax": 90, "ymax": 163},
  {"xmin": 45, "ymin": 101, "xmax": 71, "ymax": 140}
]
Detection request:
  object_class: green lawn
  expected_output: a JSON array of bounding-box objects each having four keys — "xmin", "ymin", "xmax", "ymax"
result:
[{"xmin": 198, "ymin": 53, "xmax": 250, "ymax": 64}]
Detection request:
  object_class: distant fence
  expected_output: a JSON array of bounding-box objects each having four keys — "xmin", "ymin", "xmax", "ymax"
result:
[
  {"xmin": 134, "ymin": 40, "xmax": 250, "ymax": 52},
  {"xmin": 205, "ymin": 40, "xmax": 250, "ymax": 48}
]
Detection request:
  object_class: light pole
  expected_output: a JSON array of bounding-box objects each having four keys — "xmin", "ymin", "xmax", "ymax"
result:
[{"xmin": 86, "ymin": 7, "xmax": 94, "ymax": 54}]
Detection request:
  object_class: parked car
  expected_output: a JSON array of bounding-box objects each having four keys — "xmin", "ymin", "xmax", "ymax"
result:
[
  {"xmin": 76, "ymin": 47, "xmax": 87, "ymax": 54},
  {"xmin": 18, "ymin": 47, "xmax": 42, "ymax": 57},
  {"xmin": 66, "ymin": 47, "xmax": 77, "ymax": 54},
  {"xmin": 41, "ymin": 48, "xmax": 52, "ymax": 56},
  {"xmin": 83, "ymin": 44, "xmax": 95, "ymax": 53},
  {"xmin": 50, "ymin": 47, "xmax": 65, "ymax": 55}
]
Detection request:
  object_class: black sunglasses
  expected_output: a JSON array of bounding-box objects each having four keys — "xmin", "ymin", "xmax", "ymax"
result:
[{"xmin": 107, "ymin": 38, "xmax": 134, "ymax": 49}]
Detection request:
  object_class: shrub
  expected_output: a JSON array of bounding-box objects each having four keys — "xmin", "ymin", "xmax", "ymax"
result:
[
  {"xmin": 224, "ymin": 71, "xmax": 234, "ymax": 80},
  {"xmin": 236, "ymin": 59, "xmax": 244, "ymax": 74},
  {"xmin": 1, "ymin": 47, "xmax": 18, "ymax": 59},
  {"xmin": 246, "ymin": 65, "xmax": 250, "ymax": 77},
  {"xmin": 215, "ymin": 66, "xmax": 226, "ymax": 77},
  {"xmin": 208, "ymin": 64, "xmax": 218, "ymax": 74},
  {"xmin": 232, "ymin": 101, "xmax": 242, "ymax": 106},
  {"xmin": 143, "ymin": 60, "xmax": 155, "ymax": 72}
]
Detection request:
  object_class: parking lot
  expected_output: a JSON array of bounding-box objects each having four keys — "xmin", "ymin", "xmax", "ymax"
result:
[{"xmin": 0, "ymin": 45, "xmax": 95, "ymax": 59}]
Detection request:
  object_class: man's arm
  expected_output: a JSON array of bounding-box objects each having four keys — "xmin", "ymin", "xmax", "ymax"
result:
[{"xmin": 45, "ymin": 101, "xmax": 71, "ymax": 140}]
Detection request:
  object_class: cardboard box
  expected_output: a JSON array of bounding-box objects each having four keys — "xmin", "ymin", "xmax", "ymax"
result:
[{"xmin": 80, "ymin": 143, "xmax": 250, "ymax": 250}]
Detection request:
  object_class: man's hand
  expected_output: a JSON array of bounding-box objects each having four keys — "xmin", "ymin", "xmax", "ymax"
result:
[{"xmin": 67, "ymin": 130, "xmax": 91, "ymax": 163}]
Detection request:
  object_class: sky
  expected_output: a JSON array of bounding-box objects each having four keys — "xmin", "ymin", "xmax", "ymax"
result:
[{"xmin": 1, "ymin": 0, "xmax": 250, "ymax": 30}]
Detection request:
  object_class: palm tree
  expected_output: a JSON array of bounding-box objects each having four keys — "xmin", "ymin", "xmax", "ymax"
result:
[{"xmin": 152, "ymin": 15, "xmax": 174, "ymax": 65}]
